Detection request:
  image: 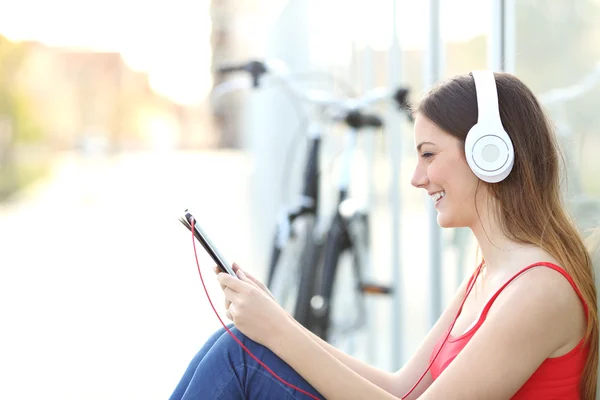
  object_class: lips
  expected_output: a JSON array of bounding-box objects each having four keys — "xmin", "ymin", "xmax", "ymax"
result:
[{"xmin": 430, "ymin": 190, "xmax": 445, "ymax": 202}]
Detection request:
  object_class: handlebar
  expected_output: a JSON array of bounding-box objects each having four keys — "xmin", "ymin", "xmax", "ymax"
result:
[
  {"xmin": 217, "ymin": 60, "xmax": 268, "ymax": 88},
  {"xmin": 324, "ymin": 87, "xmax": 413, "ymax": 126},
  {"xmin": 344, "ymin": 110, "xmax": 383, "ymax": 129},
  {"xmin": 214, "ymin": 59, "xmax": 345, "ymax": 107},
  {"xmin": 212, "ymin": 59, "xmax": 413, "ymax": 124}
]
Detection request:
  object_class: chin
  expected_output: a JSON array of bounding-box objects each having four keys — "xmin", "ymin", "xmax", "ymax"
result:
[{"xmin": 436, "ymin": 213, "xmax": 462, "ymax": 229}]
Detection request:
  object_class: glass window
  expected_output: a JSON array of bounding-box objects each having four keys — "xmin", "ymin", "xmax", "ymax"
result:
[{"xmin": 514, "ymin": 0, "xmax": 600, "ymax": 236}]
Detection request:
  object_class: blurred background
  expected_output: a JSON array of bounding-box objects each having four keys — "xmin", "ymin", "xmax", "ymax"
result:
[{"xmin": 1, "ymin": 0, "xmax": 600, "ymax": 399}]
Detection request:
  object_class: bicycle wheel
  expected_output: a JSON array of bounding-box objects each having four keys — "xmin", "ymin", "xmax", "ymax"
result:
[
  {"xmin": 268, "ymin": 213, "xmax": 320, "ymax": 327},
  {"xmin": 293, "ymin": 215, "xmax": 323, "ymax": 327},
  {"xmin": 266, "ymin": 231, "xmax": 283, "ymax": 289},
  {"xmin": 312, "ymin": 210, "xmax": 370, "ymax": 357}
]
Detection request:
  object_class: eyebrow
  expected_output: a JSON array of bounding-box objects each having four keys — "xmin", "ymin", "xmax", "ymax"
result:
[{"xmin": 416, "ymin": 141, "xmax": 435, "ymax": 151}]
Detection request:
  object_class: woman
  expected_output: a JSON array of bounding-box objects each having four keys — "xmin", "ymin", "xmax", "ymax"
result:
[{"xmin": 169, "ymin": 71, "xmax": 598, "ymax": 399}]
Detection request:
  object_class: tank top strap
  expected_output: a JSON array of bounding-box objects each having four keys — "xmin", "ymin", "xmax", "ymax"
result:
[{"xmin": 479, "ymin": 261, "xmax": 588, "ymax": 321}]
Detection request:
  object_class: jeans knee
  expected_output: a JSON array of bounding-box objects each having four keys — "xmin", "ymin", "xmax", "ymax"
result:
[
  {"xmin": 217, "ymin": 326, "xmax": 268, "ymax": 361},
  {"xmin": 219, "ymin": 326, "xmax": 249, "ymax": 350}
]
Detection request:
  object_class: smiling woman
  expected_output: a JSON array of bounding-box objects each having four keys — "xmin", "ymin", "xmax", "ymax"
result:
[
  {"xmin": 168, "ymin": 70, "xmax": 598, "ymax": 400},
  {"xmin": 413, "ymin": 71, "xmax": 598, "ymax": 399}
]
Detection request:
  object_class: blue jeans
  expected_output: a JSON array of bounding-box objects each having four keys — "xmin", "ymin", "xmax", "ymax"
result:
[{"xmin": 169, "ymin": 325, "xmax": 325, "ymax": 399}]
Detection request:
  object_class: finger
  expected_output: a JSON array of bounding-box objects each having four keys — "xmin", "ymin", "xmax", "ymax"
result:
[
  {"xmin": 239, "ymin": 272, "xmax": 266, "ymax": 293},
  {"xmin": 227, "ymin": 303, "xmax": 236, "ymax": 320},
  {"xmin": 216, "ymin": 265, "xmax": 234, "ymax": 275},
  {"xmin": 235, "ymin": 265, "xmax": 253, "ymax": 280},
  {"xmin": 245, "ymin": 271, "xmax": 267, "ymax": 290},
  {"xmin": 215, "ymin": 267, "xmax": 228, "ymax": 291},
  {"xmin": 217, "ymin": 272, "xmax": 251, "ymax": 292},
  {"xmin": 222, "ymin": 287, "xmax": 239, "ymax": 303},
  {"xmin": 235, "ymin": 268, "xmax": 250, "ymax": 282},
  {"xmin": 233, "ymin": 264, "xmax": 258, "ymax": 288},
  {"xmin": 231, "ymin": 263, "xmax": 262, "ymax": 286},
  {"xmin": 231, "ymin": 264, "xmax": 254, "ymax": 284}
]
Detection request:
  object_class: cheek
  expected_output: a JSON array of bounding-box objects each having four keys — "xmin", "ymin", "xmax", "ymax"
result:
[
  {"xmin": 427, "ymin": 158, "xmax": 451, "ymax": 184},
  {"xmin": 429, "ymin": 155, "xmax": 478, "ymax": 195}
]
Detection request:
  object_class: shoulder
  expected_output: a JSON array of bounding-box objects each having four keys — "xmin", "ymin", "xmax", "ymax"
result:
[
  {"xmin": 418, "ymin": 262, "xmax": 585, "ymax": 398},
  {"xmin": 487, "ymin": 262, "xmax": 586, "ymax": 350},
  {"xmin": 495, "ymin": 262, "xmax": 583, "ymax": 315}
]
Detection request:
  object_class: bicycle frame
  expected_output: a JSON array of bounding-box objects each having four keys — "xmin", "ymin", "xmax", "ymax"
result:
[
  {"xmin": 337, "ymin": 127, "xmax": 358, "ymax": 202},
  {"xmin": 309, "ymin": 120, "xmax": 381, "ymax": 339},
  {"xmin": 213, "ymin": 59, "xmax": 412, "ymax": 344},
  {"xmin": 268, "ymin": 121, "xmax": 323, "ymax": 285}
]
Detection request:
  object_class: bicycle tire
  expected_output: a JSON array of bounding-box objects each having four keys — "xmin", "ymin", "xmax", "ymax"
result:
[
  {"xmin": 294, "ymin": 222, "xmax": 322, "ymax": 331},
  {"xmin": 266, "ymin": 231, "xmax": 282, "ymax": 288},
  {"xmin": 267, "ymin": 213, "xmax": 319, "ymax": 327},
  {"xmin": 292, "ymin": 214, "xmax": 322, "ymax": 327},
  {"xmin": 312, "ymin": 212, "xmax": 352, "ymax": 339},
  {"xmin": 314, "ymin": 209, "xmax": 373, "ymax": 357}
]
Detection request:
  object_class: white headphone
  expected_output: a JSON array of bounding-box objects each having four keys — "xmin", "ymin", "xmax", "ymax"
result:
[{"xmin": 465, "ymin": 70, "xmax": 515, "ymax": 183}]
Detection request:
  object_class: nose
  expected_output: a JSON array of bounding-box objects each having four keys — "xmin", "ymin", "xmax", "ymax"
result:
[{"xmin": 411, "ymin": 163, "xmax": 429, "ymax": 188}]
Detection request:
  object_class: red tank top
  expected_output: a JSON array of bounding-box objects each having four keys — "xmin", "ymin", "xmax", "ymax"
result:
[{"xmin": 430, "ymin": 262, "xmax": 589, "ymax": 399}]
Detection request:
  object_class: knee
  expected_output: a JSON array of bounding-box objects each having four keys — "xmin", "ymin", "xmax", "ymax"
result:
[
  {"xmin": 217, "ymin": 326, "xmax": 250, "ymax": 350},
  {"xmin": 215, "ymin": 326, "xmax": 267, "ymax": 360}
]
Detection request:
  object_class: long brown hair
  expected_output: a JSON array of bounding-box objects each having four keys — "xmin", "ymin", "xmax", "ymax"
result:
[{"xmin": 417, "ymin": 72, "xmax": 598, "ymax": 399}]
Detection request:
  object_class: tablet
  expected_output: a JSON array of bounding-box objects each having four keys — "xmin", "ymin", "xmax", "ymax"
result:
[{"xmin": 179, "ymin": 209, "xmax": 238, "ymax": 277}]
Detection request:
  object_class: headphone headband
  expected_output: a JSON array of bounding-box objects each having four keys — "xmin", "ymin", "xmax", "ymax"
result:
[{"xmin": 472, "ymin": 71, "xmax": 502, "ymax": 124}]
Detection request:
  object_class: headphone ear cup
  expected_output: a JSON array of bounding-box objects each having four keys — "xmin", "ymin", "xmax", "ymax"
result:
[
  {"xmin": 465, "ymin": 124, "xmax": 514, "ymax": 183},
  {"xmin": 468, "ymin": 71, "xmax": 515, "ymax": 183}
]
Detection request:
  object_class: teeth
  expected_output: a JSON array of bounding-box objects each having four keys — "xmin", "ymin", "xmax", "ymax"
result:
[{"xmin": 431, "ymin": 191, "xmax": 446, "ymax": 202}]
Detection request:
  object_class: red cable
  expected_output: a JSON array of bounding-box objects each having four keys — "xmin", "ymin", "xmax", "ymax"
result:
[
  {"xmin": 191, "ymin": 216, "xmax": 481, "ymax": 399},
  {"xmin": 189, "ymin": 217, "xmax": 321, "ymax": 400},
  {"xmin": 401, "ymin": 263, "xmax": 483, "ymax": 399}
]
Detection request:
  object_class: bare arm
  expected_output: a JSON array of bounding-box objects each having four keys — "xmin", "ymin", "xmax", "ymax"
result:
[
  {"xmin": 290, "ymin": 274, "xmax": 472, "ymax": 399},
  {"xmin": 270, "ymin": 317, "xmax": 400, "ymax": 400},
  {"xmin": 226, "ymin": 265, "xmax": 399, "ymax": 393},
  {"xmin": 230, "ymin": 264, "xmax": 471, "ymax": 398},
  {"xmin": 270, "ymin": 271, "xmax": 480, "ymax": 400},
  {"xmin": 290, "ymin": 318, "xmax": 399, "ymax": 394}
]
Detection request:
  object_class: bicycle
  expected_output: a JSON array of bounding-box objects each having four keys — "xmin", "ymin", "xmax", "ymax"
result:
[
  {"xmin": 304, "ymin": 98, "xmax": 414, "ymax": 358},
  {"xmin": 212, "ymin": 59, "xmax": 413, "ymax": 357},
  {"xmin": 212, "ymin": 59, "xmax": 357, "ymax": 326}
]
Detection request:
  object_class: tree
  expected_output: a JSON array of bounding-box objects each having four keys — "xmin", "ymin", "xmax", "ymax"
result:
[{"xmin": 0, "ymin": 35, "xmax": 43, "ymax": 200}]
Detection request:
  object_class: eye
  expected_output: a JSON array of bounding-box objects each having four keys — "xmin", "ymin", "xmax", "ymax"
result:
[{"xmin": 421, "ymin": 152, "xmax": 434, "ymax": 159}]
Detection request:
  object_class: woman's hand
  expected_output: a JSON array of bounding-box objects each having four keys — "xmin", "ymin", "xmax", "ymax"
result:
[
  {"xmin": 214, "ymin": 263, "xmax": 276, "ymax": 319},
  {"xmin": 214, "ymin": 263, "xmax": 275, "ymax": 300},
  {"xmin": 216, "ymin": 265, "xmax": 292, "ymax": 347}
]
